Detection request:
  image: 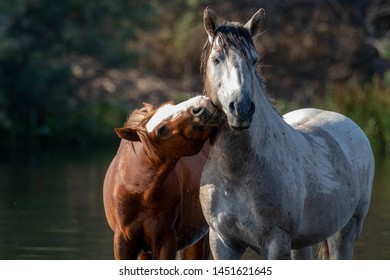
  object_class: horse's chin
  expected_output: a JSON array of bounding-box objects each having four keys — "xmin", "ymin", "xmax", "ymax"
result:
[
  {"xmin": 228, "ymin": 119, "xmax": 252, "ymax": 130},
  {"xmin": 230, "ymin": 124, "xmax": 250, "ymax": 130},
  {"xmin": 225, "ymin": 110, "xmax": 253, "ymax": 131}
]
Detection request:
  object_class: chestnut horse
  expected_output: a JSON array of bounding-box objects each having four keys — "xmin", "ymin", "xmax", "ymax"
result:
[{"xmin": 103, "ymin": 96, "xmax": 221, "ymax": 259}]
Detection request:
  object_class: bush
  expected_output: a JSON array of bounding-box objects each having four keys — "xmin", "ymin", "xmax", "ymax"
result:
[
  {"xmin": 0, "ymin": 0, "xmax": 150, "ymax": 149},
  {"xmin": 320, "ymin": 77, "xmax": 389, "ymax": 157}
]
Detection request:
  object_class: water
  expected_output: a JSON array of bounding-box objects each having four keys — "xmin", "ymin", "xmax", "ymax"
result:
[
  {"xmin": 0, "ymin": 149, "xmax": 114, "ymax": 260},
  {"xmin": 0, "ymin": 149, "xmax": 389, "ymax": 260}
]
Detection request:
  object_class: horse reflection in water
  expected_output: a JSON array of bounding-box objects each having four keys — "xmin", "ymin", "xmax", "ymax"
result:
[
  {"xmin": 200, "ymin": 7, "xmax": 375, "ymax": 259},
  {"xmin": 103, "ymin": 96, "xmax": 221, "ymax": 259}
]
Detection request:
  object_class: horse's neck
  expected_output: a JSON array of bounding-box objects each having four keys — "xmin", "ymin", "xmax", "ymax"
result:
[
  {"xmin": 250, "ymin": 86, "xmax": 300, "ymax": 158},
  {"xmin": 121, "ymin": 141, "xmax": 178, "ymax": 194},
  {"xmin": 213, "ymin": 83, "xmax": 302, "ymax": 166}
]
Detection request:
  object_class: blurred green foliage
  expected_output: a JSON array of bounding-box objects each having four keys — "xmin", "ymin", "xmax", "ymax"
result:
[
  {"xmin": 322, "ymin": 77, "xmax": 390, "ymax": 156},
  {"xmin": 277, "ymin": 77, "xmax": 390, "ymax": 157},
  {"xmin": 0, "ymin": 0, "xmax": 151, "ymax": 149},
  {"xmin": 0, "ymin": 0, "xmax": 388, "ymax": 158}
]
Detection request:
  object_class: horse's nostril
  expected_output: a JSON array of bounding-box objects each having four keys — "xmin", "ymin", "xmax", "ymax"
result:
[
  {"xmin": 249, "ymin": 102, "xmax": 255, "ymax": 115},
  {"xmin": 229, "ymin": 102, "xmax": 235, "ymax": 113},
  {"xmin": 191, "ymin": 107, "xmax": 204, "ymax": 116},
  {"xmin": 229, "ymin": 101, "xmax": 255, "ymax": 116}
]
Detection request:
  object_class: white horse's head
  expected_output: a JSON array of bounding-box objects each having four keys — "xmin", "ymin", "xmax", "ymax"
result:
[{"xmin": 201, "ymin": 7, "xmax": 265, "ymax": 130}]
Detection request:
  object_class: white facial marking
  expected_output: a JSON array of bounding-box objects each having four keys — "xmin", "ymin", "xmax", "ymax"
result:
[
  {"xmin": 213, "ymin": 48, "xmax": 249, "ymax": 110},
  {"xmin": 146, "ymin": 96, "xmax": 203, "ymax": 133}
]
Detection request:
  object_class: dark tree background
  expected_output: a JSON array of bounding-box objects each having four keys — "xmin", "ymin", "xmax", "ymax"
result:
[{"xmin": 0, "ymin": 0, "xmax": 388, "ymax": 155}]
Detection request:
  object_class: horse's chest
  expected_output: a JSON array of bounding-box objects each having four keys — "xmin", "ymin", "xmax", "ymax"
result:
[
  {"xmin": 200, "ymin": 183, "xmax": 263, "ymax": 247},
  {"xmin": 214, "ymin": 210, "xmax": 258, "ymax": 241}
]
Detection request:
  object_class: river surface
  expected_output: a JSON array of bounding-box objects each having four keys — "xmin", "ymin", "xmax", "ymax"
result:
[{"xmin": 0, "ymin": 148, "xmax": 389, "ymax": 260}]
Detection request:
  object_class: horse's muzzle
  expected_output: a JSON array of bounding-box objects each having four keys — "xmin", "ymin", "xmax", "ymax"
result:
[
  {"xmin": 227, "ymin": 100, "xmax": 255, "ymax": 130},
  {"xmin": 192, "ymin": 97, "xmax": 222, "ymax": 126}
]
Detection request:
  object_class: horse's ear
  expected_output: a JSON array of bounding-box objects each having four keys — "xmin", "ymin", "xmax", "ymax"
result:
[
  {"xmin": 244, "ymin": 8, "xmax": 265, "ymax": 40},
  {"xmin": 142, "ymin": 102, "xmax": 156, "ymax": 113},
  {"xmin": 203, "ymin": 6, "xmax": 218, "ymax": 43},
  {"xmin": 115, "ymin": 127, "xmax": 140, "ymax": 142}
]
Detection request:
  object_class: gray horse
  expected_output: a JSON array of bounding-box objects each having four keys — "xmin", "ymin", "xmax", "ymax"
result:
[{"xmin": 199, "ymin": 7, "xmax": 375, "ymax": 260}]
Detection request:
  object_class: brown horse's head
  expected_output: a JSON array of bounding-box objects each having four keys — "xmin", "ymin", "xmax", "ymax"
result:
[{"xmin": 115, "ymin": 96, "xmax": 221, "ymax": 160}]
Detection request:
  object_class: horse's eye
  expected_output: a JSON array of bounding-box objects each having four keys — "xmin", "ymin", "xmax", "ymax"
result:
[
  {"xmin": 156, "ymin": 125, "xmax": 169, "ymax": 139},
  {"xmin": 212, "ymin": 57, "xmax": 220, "ymax": 65}
]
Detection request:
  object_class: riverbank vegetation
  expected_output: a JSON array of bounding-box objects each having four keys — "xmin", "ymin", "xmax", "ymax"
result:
[
  {"xmin": 0, "ymin": 0, "xmax": 388, "ymax": 157},
  {"xmin": 277, "ymin": 77, "xmax": 390, "ymax": 156}
]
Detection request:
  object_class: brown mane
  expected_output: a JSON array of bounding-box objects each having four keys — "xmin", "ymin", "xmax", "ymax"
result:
[
  {"xmin": 123, "ymin": 103, "xmax": 156, "ymax": 130},
  {"xmin": 123, "ymin": 102, "xmax": 171, "ymax": 161}
]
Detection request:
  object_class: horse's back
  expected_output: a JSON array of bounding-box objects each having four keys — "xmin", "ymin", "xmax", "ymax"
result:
[
  {"xmin": 284, "ymin": 108, "xmax": 375, "ymax": 199},
  {"xmin": 283, "ymin": 108, "xmax": 374, "ymax": 164}
]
